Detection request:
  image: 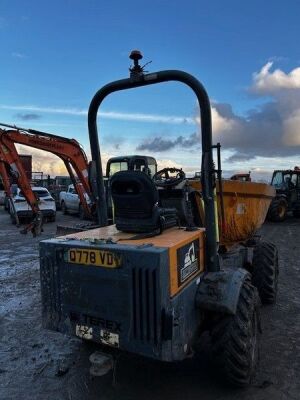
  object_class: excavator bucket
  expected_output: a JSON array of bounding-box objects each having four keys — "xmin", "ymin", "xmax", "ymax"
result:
[{"xmin": 19, "ymin": 211, "xmax": 43, "ymax": 236}]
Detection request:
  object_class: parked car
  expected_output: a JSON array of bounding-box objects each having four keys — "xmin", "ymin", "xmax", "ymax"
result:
[
  {"xmin": 59, "ymin": 184, "xmax": 90, "ymax": 219},
  {"xmin": 10, "ymin": 186, "xmax": 56, "ymax": 223}
]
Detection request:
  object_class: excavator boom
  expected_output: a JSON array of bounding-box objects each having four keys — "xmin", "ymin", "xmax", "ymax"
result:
[
  {"xmin": 0, "ymin": 158, "xmax": 11, "ymax": 198},
  {"xmin": 0, "ymin": 124, "xmax": 93, "ymax": 219},
  {"xmin": 0, "ymin": 129, "xmax": 43, "ymax": 236}
]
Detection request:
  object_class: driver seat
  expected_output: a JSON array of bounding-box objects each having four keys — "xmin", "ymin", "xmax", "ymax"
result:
[{"xmin": 110, "ymin": 170, "xmax": 178, "ymax": 233}]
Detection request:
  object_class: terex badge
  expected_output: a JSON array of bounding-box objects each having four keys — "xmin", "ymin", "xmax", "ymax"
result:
[{"xmin": 177, "ymin": 240, "xmax": 200, "ymax": 285}]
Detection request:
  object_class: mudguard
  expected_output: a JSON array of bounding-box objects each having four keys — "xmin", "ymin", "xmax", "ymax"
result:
[{"xmin": 195, "ymin": 268, "xmax": 250, "ymax": 315}]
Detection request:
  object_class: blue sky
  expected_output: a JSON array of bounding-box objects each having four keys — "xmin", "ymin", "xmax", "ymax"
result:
[{"xmin": 1, "ymin": 0, "xmax": 300, "ymax": 179}]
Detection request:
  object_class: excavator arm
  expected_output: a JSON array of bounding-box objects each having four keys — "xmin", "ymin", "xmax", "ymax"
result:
[
  {"xmin": 0, "ymin": 129, "xmax": 43, "ymax": 236},
  {"xmin": 0, "ymin": 124, "xmax": 94, "ymax": 219},
  {"xmin": 0, "ymin": 158, "xmax": 12, "ymax": 198}
]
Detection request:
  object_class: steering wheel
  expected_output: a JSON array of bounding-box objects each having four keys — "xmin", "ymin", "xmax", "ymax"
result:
[{"xmin": 153, "ymin": 167, "xmax": 186, "ymax": 188}]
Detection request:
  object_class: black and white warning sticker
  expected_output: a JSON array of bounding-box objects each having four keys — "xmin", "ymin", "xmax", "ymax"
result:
[{"xmin": 177, "ymin": 240, "xmax": 200, "ymax": 285}]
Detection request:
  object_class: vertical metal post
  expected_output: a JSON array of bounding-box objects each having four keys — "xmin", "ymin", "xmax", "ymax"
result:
[{"xmin": 213, "ymin": 143, "xmax": 225, "ymax": 237}]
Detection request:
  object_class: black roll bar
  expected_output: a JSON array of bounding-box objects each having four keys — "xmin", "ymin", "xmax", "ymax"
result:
[{"xmin": 88, "ymin": 66, "xmax": 219, "ymax": 272}]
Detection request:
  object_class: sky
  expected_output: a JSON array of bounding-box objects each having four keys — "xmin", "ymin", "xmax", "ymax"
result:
[{"xmin": 1, "ymin": 0, "xmax": 300, "ymax": 181}]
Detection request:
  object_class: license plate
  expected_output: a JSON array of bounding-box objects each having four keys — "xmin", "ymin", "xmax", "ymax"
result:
[{"xmin": 67, "ymin": 248, "xmax": 121, "ymax": 268}]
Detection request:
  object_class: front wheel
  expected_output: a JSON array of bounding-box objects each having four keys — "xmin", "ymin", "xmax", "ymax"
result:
[
  {"xmin": 267, "ymin": 198, "xmax": 288, "ymax": 222},
  {"xmin": 210, "ymin": 277, "xmax": 260, "ymax": 387},
  {"xmin": 61, "ymin": 201, "xmax": 68, "ymax": 215}
]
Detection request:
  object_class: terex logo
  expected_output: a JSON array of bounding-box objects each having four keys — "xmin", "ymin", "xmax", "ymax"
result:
[
  {"xmin": 82, "ymin": 313, "xmax": 121, "ymax": 332},
  {"xmin": 177, "ymin": 240, "xmax": 200, "ymax": 286}
]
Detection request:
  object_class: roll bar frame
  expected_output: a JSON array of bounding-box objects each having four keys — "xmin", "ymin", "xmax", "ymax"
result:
[{"xmin": 88, "ymin": 68, "xmax": 219, "ymax": 272}]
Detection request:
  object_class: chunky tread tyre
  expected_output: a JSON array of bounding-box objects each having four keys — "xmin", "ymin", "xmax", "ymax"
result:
[
  {"xmin": 252, "ymin": 241, "xmax": 278, "ymax": 304},
  {"xmin": 267, "ymin": 198, "xmax": 288, "ymax": 222},
  {"xmin": 210, "ymin": 277, "xmax": 260, "ymax": 387}
]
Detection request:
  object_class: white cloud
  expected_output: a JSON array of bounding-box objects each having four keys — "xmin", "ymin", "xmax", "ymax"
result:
[
  {"xmin": 16, "ymin": 144, "xmax": 67, "ymax": 176},
  {"xmin": 138, "ymin": 61, "xmax": 300, "ymax": 162},
  {"xmin": 252, "ymin": 61, "xmax": 300, "ymax": 93},
  {"xmin": 282, "ymin": 109, "xmax": 300, "ymax": 146},
  {"xmin": 156, "ymin": 158, "xmax": 183, "ymax": 171},
  {"xmin": 0, "ymin": 105, "xmax": 87, "ymax": 116},
  {"xmin": 209, "ymin": 63, "xmax": 300, "ymax": 158},
  {"xmin": 15, "ymin": 143, "xmax": 115, "ymax": 177},
  {"xmin": 3, "ymin": 61, "xmax": 300, "ymax": 178},
  {"xmin": 211, "ymin": 106, "xmax": 239, "ymax": 134},
  {"xmin": 0, "ymin": 104, "xmax": 194, "ymax": 125},
  {"xmin": 11, "ymin": 52, "xmax": 26, "ymax": 59}
]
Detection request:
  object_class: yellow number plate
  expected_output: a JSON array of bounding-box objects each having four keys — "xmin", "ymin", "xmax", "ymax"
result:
[{"xmin": 67, "ymin": 249, "xmax": 121, "ymax": 268}]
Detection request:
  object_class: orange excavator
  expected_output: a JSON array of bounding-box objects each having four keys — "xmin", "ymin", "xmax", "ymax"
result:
[
  {"xmin": 0, "ymin": 155, "xmax": 13, "ymax": 215},
  {"xmin": 0, "ymin": 122, "xmax": 96, "ymax": 235},
  {"xmin": 0, "ymin": 129, "xmax": 43, "ymax": 235},
  {"xmin": 0, "ymin": 122, "xmax": 94, "ymax": 216}
]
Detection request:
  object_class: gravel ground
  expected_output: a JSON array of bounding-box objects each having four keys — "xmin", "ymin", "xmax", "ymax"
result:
[{"xmin": 0, "ymin": 208, "xmax": 299, "ymax": 400}]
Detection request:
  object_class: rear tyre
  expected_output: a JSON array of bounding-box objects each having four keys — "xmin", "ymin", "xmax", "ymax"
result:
[
  {"xmin": 61, "ymin": 201, "xmax": 68, "ymax": 215},
  {"xmin": 252, "ymin": 241, "xmax": 278, "ymax": 304},
  {"xmin": 210, "ymin": 277, "xmax": 260, "ymax": 387},
  {"xmin": 267, "ymin": 198, "xmax": 288, "ymax": 222}
]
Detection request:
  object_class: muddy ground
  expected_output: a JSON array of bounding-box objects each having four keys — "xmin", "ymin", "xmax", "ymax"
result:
[{"xmin": 0, "ymin": 207, "xmax": 299, "ymax": 400}]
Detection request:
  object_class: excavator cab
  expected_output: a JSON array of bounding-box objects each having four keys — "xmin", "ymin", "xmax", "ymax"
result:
[{"xmin": 106, "ymin": 155, "xmax": 157, "ymax": 178}]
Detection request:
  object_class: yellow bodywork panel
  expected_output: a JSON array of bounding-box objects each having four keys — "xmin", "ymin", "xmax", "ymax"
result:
[
  {"xmin": 59, "ymin": 225, "xmax": 205, "ymax": 297},
  {"xmin": 188, "ymin": 179, "xmax": 275, "ymax": 246}
]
